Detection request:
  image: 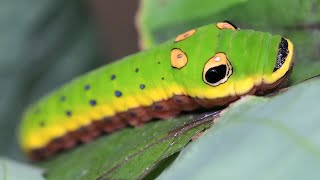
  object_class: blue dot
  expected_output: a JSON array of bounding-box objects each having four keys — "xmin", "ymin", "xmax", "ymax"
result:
[
  {"xmin": 39, "ymin": 121, "xmax": 45, "ymax": 127},
  {"xmin": 60, "ymin": 96, "xmax": 66, "ymax": 102},
  {"xmin": 155, "ymin": 105, "xmax": 163, "ymax": 110},
  {"xmin": 115, "ymin": 91, "xmax": 122, "ymax": 97},
  {"xmin": 66, "ymin": 111, "xmax": 72, "ymax": 117},
  {"xmin": 140, "ymin": 84, "xmax": 145, "ymax": 90},
  {"xmin": 90, "ymin": 100, "xmax": 97, "ymax": 106},
  {"xmin": 111, "ymin": 74, "xmax": 116, "ymax": 80},
  {"xmin": 84, "ymin": 85, "xmax": 90, "ymax": 90}
]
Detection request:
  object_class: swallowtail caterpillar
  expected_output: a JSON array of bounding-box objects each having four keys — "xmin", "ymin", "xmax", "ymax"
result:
[{"xmin": 19, "ymin": 21, "xmax": 294, "ymax": 161}]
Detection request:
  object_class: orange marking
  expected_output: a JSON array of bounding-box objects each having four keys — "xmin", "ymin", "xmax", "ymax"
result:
[
  {"xmin": 175, "ymin": 29, "xmax": 197, "ymax": 42},
  {"xmin": 171, "ymin": 48, "xmax": 188, "ymax": 69},
  {"xmin": 216, "ymin": 22, "xmax": 237, "ymax": 30}
]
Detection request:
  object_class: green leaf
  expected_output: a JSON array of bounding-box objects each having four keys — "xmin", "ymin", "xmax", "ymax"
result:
[
  {"xmin": 0, "ymin": 158, "xmax": 44, "ymax": 180},
  {"xmin": 41, "ymin": 112, "xmax": 218, "ymax": 180},
  {"xmin": 137, "ymin": 0, "xmax": 246, "ymax": 48},
  {"xmin": 158, "ymin": 77, "xmax": 320, "ymax": 180},
  {"xmin": 0, "ymin": 1, "xmax": 104, "ymax": 159}
]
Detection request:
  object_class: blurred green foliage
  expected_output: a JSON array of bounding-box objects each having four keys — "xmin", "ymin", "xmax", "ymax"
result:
[{"xmin": 0, "ymin": 0, "xmax": 105, "ymax": 160}]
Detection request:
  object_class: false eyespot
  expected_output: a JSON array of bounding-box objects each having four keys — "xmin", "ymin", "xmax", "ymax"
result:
[{"xmin": 203, "ymin": 52, "xmax": 233, "ymax": 86}]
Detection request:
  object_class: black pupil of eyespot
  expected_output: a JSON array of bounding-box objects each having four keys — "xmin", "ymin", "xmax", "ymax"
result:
[{"xmin": 205, "ymin": 65, "xmax": 227, "ymax": 84}]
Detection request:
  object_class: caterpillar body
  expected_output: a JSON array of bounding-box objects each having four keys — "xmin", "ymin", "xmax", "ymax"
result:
[{"xmin": 19, "ymin": 22, "xmax": 294, "ymax": 161}]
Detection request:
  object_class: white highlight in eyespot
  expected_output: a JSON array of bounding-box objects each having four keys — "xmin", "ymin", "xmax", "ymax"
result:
[{"xmin": 214, "ymin": 57, "xmax": 220, "ymax": 62}]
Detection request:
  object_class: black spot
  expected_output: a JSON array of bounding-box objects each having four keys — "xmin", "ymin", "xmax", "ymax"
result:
[
  {"xmin": 60, "ymin": 96, "xmax": 66, "ymax": 102},
  {"xmin": 140, "ymin": 84, "xmax": 146, "ymax": 90},
  {"xmin": 84, "ymin": 84, "xmax": 90, "ymax": 90},
  {"xmin": 115, "ymin": 90, "xmax": 122, "ymax": 97},
  {"xmin": 39, "ymin": 121, "xmax": 45, "ymax": 127},
  {"xmin": 66, "ymin": 110, "xmax": 72, "ymax": 117},
  {"xmin": 205, "ymin": 65, "xmax": 227, "ymax": 84},
  {"xmin": 90, "ymin": 100, "xmax": 97, "ymax": 106},
  {"xmin": 135, "ymin": 68, "xmax": 139, "ymax": 73},
  {"xmin": 158, "ymin": 61, "xmax": 161, "ymax": 64},
  {"xmin": 161, "ymin": 77, "xmax": 165, "ymax": 80},
  {"xmin": 111, "ymin": 74, "xmax": 116, "ymax": 80}
]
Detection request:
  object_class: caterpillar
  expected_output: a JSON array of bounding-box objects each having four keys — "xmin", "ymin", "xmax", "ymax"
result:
[{"xmin": 19, "ymin": 21, "xmax": 294, "ymax": 161}]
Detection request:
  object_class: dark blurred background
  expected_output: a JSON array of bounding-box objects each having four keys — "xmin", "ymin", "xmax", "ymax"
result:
[
  {"xmin": 88, "ymin": 0, "xmax": 139, "ymax": 59},
  {"xmin": 0, "ymin": 0, "xmax": 140, "ymax": 160}
]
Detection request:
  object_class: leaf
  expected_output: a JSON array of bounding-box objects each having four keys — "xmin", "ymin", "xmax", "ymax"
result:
[
  {"xmin": 0, "ymin": 158, "xmax": 44, "ymax": 180},
  {"xmin": 0, "ymin": 1, "xmax": 104, "ymax": 159},
  {"xmin": 158, "ymin": 77, "xmax": 320, "ymax": 180},
  {"xmin": 41, "ymin": 112, "xmax": 219, "ymax": 180},
  {"xmin": 137, "ymin": 0, "xmax": 320, "ymax": 83},
  {"xmin": 137, "ymin": 0, "xmax": 246, "ymax": 48}
]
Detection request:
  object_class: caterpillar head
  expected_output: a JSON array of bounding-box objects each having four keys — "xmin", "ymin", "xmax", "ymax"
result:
[{"xmin": 170, "ymin": 21, "xmax": 294, "ymax": 99}]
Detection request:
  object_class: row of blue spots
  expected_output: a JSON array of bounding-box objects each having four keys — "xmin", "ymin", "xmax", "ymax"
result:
[
  {"xmin": 38, "ymin": 61, "xmax": 164, "ymax": 127},
  {"xmin": 58, "ymin": 66, "xmax": 158, "ymax": 119}
]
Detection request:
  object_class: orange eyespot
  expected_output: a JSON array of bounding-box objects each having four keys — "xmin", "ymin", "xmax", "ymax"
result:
[
  {"xmin": 203, "ymin": 53, "xmax": 233, "ymax": 86},
  {"xmin": 171, "ymin": 48, "xmax": 188, "ymax": 69},
  {"xmin": 175, "ymin": 29, "xmax": 197, "ymax": 42},
  {"xmin": 216, "ymin": 21, "xmax": 239, "ymax": 30}
]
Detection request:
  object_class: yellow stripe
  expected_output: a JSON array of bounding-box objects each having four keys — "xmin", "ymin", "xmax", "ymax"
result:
[{"xmin": 22, "ymin": 84, "xmax": 185, "ymax": 152}]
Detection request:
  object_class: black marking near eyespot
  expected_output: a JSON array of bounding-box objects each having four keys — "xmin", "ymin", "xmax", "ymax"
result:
[
  {"xmin": 84, "ymin": 85, "xmax": 90, "ymax": 90},
  {"xmin": 274, "ymin": 38, "xmax": 289, "ymax": 72},
  {"xmin": 90, "ymin": 100, "xmax": 97, "ymax": 106},
  {"xmin": 60, "ymin": 96, "xmax": 66, "ymax": 102},
  {"xmin": 135, "ymin": 68, "xmax": 139, "ymax": 73},
  {"xmin": 111, "ymin": 74, "xmax": 116, "ymax": 80},
  {"xmin": 140, "ymin": 84, "xmax": 146, "ymax": 90},
  {"xmin": 223, "ymin": 20, "xmax": 240, "ymax": 30},
  {"xmin": 66, "ymin": 111, "xmax": 72, "ymax": 117},
  {"xmin": 115, "ymin": 91, "xmax": 122, "ymax": 97}
]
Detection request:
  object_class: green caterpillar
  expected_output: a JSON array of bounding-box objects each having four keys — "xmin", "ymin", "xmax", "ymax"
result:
[{"xmin": 19, "ymin": 21, "xmax": 294, "ymax": 160}]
